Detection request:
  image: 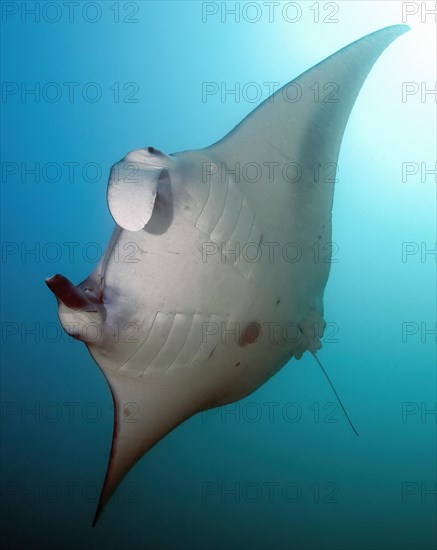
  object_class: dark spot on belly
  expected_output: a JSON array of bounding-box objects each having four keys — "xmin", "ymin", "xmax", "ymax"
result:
[
  {"xmin": 239, "ymin": 322, "xmax": 261, "ymax": 347},
  {"xmin": 317, "ymin": 234, "xmax": 322, "ymax": 240},
  {"xmin": 235, "ymin": 362, "xmax": 240, "ymax": 367},
  {"xmin": 276, "ymin": 298, "xmax": 281, "ymax": 305}
]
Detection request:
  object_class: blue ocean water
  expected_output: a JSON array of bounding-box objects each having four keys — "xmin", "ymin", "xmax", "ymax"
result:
[{"xmin": 1, "ymin": 2, "xmax": 436, "ymax": 549}]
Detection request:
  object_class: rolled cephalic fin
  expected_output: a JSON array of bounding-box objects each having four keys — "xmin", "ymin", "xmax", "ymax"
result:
[{"xmin": 107, "ymin": 147, "xmax": 178, "ymax": 231}]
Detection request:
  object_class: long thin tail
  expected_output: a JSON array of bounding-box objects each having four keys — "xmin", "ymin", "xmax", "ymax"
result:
[{"xmin": 311, "ymin": 352, "xmax": 359, "ymax": 437}]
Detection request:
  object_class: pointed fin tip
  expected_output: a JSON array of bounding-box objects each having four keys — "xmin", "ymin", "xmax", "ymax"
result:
[
  {"xmin": 381, "ymin": 23, "xmax": 410, "ymax": 33},
  {"xmin": 390, "ymin": 23, "xmax": 410, "ymax": 32},
  {"xmin": 375, "ymin": 24, "xmax": 411, "ymax": 43},
  {"xmin": 92, "ymin": 505, "xmax": 101, "ymax": 528},
  {"xmin": 362, "ymin": 23, "xmax": 410, "ymax": 40},
  {"xmin": 328, "ymin": 24, "xmax": 410, "ymax": 67},
  {"xmin": 358, "ymin": 24, "xmax": 410, "ymax": 50}
]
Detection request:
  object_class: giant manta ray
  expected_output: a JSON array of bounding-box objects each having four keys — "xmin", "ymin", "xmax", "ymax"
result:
[{"xmin": 46, "ymin": 25, "xmax": 408, "ymax": 524}]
